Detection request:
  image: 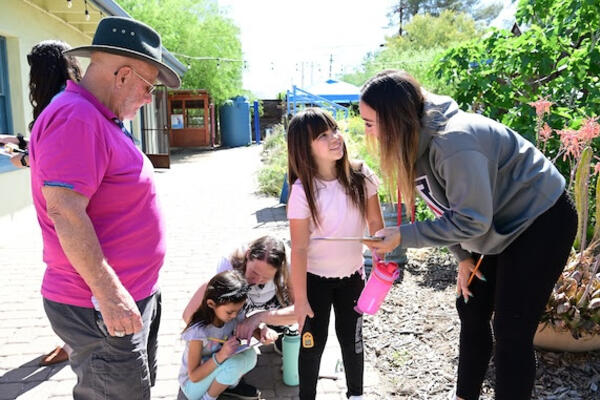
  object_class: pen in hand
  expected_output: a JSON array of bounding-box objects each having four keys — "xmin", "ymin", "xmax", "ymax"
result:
[{"xmin": 467, "ymin": 255, "xmax": 484, "ymax": 286}]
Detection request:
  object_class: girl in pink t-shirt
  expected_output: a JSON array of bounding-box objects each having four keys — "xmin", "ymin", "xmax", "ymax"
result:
[{"xmin": 286, "ymin": 108, "xmax": 384, "ymax": 400}]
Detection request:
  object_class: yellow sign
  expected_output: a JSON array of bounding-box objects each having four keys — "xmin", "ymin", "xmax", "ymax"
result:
[{"xmin": 302, "ymin": 332, "xmax": 314, "ymax": 348}]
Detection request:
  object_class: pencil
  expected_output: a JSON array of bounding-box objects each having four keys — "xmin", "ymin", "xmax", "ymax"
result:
[
  {"xmin": 207, "ymin": 337, "xmax": 226, "ymax": 343},
  {"xmin": 467, "ymin": 255, "xmax": 484, "ymax": 286}
]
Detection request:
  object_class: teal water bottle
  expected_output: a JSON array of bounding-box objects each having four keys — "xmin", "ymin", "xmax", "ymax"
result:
[{"xmin": 282, "ymin": 325, "xmax": 300, "ymax": 386}]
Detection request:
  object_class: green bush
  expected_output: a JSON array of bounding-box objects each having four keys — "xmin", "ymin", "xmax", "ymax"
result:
[{"xmin": 257, "ymin": 125, "xmax": 288, "ymax": 197}]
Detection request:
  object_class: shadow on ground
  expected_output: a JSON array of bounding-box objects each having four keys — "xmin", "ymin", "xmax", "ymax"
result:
[
  {"xmin": 169, "ymin": 147, "xmax": 217, "ymax": 164},
  {"xmin": 0, "ymin": 357, "xmax": 67, "ymax": 400},
  {"xmin": 254, "ymin": 204, "xmax": 287, "ymax": 226},
  {"xmin": 404, "ymin": 253, "xmax": 458, "ymax": 291}
]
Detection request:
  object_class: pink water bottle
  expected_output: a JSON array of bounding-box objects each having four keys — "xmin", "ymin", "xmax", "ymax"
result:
[{"xmin": 355, "ymin": 260, "xmax": 399, "ymax": 315}]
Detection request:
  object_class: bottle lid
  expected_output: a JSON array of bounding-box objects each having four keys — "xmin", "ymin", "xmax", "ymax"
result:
[
  {"xmin": 376, "ymin": 260, "xmax": 398, "ymax": 277},
  {"xmin": 285, "ymin": 323, "xmax": 300, "ymax": 336}
]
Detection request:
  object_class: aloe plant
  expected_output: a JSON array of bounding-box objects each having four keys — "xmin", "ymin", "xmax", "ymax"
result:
[
  {"xmin": 538, "ymin": 143, "xmax": 600, "ymax": 338},
  {"xmin": 528, "ymin": 99, "xmax": 600, "ymax": 338}
]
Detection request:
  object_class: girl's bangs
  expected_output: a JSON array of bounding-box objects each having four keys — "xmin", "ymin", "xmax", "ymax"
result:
[{"xmin": 306, "ymin": 112, "xmax": 337, "ymax": 140}]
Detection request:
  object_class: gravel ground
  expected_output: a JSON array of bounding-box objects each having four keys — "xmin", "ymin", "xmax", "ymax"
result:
[{"xmin": 362, "ymin": 248, "xmax": 600, "ymax": 400}]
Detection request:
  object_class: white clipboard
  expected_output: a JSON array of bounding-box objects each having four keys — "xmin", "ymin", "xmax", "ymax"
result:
[{"xmin": 312, "ymin": 236, "xmax": 384, "ymax": 242}]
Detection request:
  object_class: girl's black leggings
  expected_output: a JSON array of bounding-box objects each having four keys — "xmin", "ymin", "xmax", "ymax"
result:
[
  {"xmin": 299, "ymin": 271, "xmax": 364, "ymax": 400},
  {"xmin": 456, "ymin": 191, "xmax": 577, "ymax": 400}
]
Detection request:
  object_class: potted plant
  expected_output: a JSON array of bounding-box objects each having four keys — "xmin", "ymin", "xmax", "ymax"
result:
[{"xmin": 530, "ymin": 100, "xmax": 600, "ymax": 351}]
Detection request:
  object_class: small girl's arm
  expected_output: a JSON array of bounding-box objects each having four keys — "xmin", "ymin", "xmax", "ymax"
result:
[
  {"xmin": 366, "ymin": 193, "xmax": 384, "ymax": 236},
  {"xmin": 187, "ymin": 340, "xmax": 215, "ymax": 383},
  {"xmin": 187, "ymin": 339, "xmax": 236, "ymax": 383},
  {"xmin": 365, "ymin": 193, "xmax": 386, "ymax": 259},
  {"xmin": 289, "ymin": 217, "xmax": 313, "ymax": 332}
]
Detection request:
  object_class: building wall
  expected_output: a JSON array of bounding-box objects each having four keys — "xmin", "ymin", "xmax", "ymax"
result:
[
  {"xmin": 0, "ymin": 0, "xmax": 146, "ymax": 218},
  {"xmin": 0, "ymin": 0, "xmax": 93, "ymax": 218},
  {"xmin": 1, "ymin": 0, "xmax": 92, "ymax": 136}
]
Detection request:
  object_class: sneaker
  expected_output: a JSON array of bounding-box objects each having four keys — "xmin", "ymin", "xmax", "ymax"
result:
[
  {"xmin": 222, "ymin": 379, "xmax": 260, "ymax": 399},
  {"xmin": 273, "ymin": 335, "xmax": 283, "ymax": 355}
]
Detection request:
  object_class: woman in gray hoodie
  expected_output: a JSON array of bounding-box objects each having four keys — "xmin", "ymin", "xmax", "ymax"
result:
[{"xmin": 361, "ymin": 70, "xmax": 577, "ymax": 400}]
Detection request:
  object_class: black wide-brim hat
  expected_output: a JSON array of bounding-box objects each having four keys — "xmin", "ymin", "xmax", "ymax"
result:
[{"xmin": 64, "ymin": 16, "xmax": 181, "ymax": 88}]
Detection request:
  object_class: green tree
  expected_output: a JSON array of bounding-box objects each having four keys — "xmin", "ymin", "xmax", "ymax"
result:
[
  {"xmin": 342, "ymin": 10, "xmax": 480, "ymax": 94},
  {"xmin": 118, "ymin": 0, "xmax": 244, "ymax": 104},
  {"xmin": 432, "ymin": 0, "xmax": 600, "ymax": 143},
  {"xmin": 388, "ymin": 0, "xmax": 501, "ymax": 34}
]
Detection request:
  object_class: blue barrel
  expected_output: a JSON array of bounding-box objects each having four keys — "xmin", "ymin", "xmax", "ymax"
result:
[{"xmin": 220, "ymin": 96, "xmax": 251, "ymax": 147}]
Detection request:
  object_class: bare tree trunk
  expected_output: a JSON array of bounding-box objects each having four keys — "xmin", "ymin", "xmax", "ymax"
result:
[{"xmin": 399, "ymin": 1, "xmax": 403, "ymax": 36}]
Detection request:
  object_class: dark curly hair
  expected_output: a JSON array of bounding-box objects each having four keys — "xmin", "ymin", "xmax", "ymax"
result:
[{"xmin": 27, "ymin": 40, "xmax": 82, "ymax": 131}]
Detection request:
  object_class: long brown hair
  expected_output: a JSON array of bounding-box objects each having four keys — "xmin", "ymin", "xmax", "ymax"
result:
[
  {"xmin": 27, "ymin": 40, "xmax": 82, "ymax": 131},
  {"xmin": 183, "ymin": 270, "xmax": 249, "ymax": 332},
  {"xmin": 360, "ymin": 70, "xmax": 424, "ymax": 213},
  {"xmin": 287, "ymin": 108, "xmax": 368, "ymax": 226},
  {"xmin": 230, "ymin": 236, "xmax": 290, "ymax": 306}
]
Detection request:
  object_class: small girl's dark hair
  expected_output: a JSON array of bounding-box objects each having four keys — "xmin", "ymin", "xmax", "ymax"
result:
[
  {"xmin": 184, "ymin": 270, "xmax": 249, "ymax": 332},
  {"xmin": 27, "ymin": 40, "xmax": 82, "ymax": 131}
]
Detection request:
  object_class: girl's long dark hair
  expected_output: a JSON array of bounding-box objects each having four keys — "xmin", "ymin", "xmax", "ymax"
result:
[
  {"xmin": 287, "ymin": 108, "xmax": 368, "ymax": 226},
  {"xmin": 230, "ymin": 236, "xmax": 290, "ymax": 306},
  {"xmin": 27, "ymin": 40, "xmax": 82, "ymax": 131},
  {"xmin": 184, "ymin": 270, "xmax": 249, "ymax": 332}
]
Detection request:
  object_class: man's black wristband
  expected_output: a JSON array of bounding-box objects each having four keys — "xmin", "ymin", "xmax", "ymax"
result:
[{"xmin": 20, "ymin": 151, "xmax": 29, "ymax": 167}]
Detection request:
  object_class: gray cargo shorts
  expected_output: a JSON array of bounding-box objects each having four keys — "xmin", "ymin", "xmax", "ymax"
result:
[{"xmin": 43, "ymin": 290, "xmax": 161, "ymax": 400}]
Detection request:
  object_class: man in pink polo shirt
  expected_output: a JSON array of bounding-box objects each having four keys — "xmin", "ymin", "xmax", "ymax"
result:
[{"xmin": 28, "ymin": 17, "xmax": 180, "ymax": 400}]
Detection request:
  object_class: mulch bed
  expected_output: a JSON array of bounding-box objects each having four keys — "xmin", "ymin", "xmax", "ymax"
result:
[{"xmin": 362, "ymin": 248, "xmax": 600, "ymax": 399}]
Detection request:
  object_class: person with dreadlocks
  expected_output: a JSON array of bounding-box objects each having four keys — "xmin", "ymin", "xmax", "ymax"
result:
[{"xmin": 0, "ymin": 39, "xmax": 81, "ymax": 169}]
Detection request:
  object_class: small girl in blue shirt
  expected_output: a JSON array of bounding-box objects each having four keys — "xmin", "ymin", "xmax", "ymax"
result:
[{"xmin": 178, "ymin": 270, "xmax": 278, "ymax": 400}]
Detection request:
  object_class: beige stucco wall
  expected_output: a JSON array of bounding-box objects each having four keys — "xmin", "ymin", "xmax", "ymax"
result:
[{"xmin": 0, "ymin": 0, "xmax": 147, "ymax": 218}]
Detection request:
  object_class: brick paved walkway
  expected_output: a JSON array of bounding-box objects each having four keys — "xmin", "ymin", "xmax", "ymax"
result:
[{"xmin": 0, "ymin": 145, "xmax": 380, "ymax": 399}]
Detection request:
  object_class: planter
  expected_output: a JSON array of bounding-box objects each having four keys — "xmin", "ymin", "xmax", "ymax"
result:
[{"xmin": 533, "ymin": 323, "xmax": 600, "ymax": 352}]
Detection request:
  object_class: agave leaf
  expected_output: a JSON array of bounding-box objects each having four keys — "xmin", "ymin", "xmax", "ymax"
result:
[
  {"xmin": 573, "ymin": 147, "xmax": 592, "ymax": 251},
  {"xmin": 594, "ymin": 168, "xmax": 600, "ymax": 243},
  {"xmin": 590, "ymin": 298, "xmax": 600, "ymax": 309},
  {"xmin": 557, "ymin": 302, "xmax": 571, "ymax": 314},
  {"xmin": 570, "ymin": 270, "xmax": 583, "ymax": 283},
  {"xmin": 564, "ymin": 277, "xmax": 578, "ymax": 298},
  {"xmin": 577, "ymin": 256, "xmax": 600, "ymax": 308},
  {"xmin": 575, "ymin": 287, "xmax": 587, "ymax": 305}
]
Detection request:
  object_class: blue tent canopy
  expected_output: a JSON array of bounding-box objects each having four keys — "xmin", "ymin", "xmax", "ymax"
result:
[
  {"xmin": 286, "ymin": 79, "xmax": 360, "ymax": 118},
  {"xmin": 303, "ymin": 79, "xmax": 360, "ymax": 103}
]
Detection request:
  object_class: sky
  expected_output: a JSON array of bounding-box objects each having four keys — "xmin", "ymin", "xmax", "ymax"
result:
[
  {"xmin": 217, "ymin": 0, "xmax": 517, "ymax": 98},
  {"xmin": 217, "ymin": 0, "xmax": 399, "ymax": 98}
]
